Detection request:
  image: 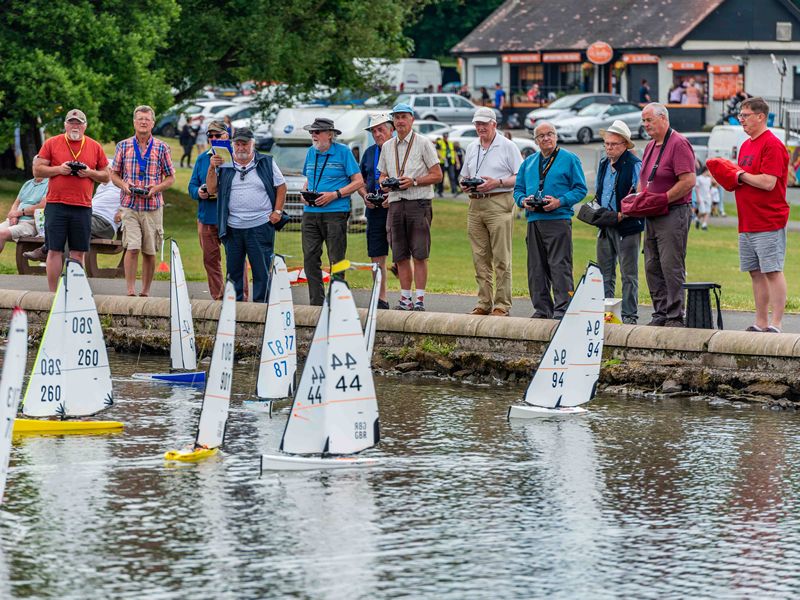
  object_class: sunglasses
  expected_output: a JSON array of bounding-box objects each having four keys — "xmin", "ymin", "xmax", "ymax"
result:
[{"xmin": 207, "ymin": 132, "xmax": 225, "ymax": 139}]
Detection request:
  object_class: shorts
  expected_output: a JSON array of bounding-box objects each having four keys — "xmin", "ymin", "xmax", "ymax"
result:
[
  {"xmin": 44, "ymin": 202, "xmax": 92, "ymax": 252},
  {"xmin": 365, "ymin": 206, "xmax": 389, "ymax": 258},
  {"xmin": 387, "ymin": 198, "xmax": 432, "ymax": 261},
  {"xmin": 91, "ymin": 214, "xmax": 116, "ymax": 240},
  {"xmin": 0, "ymin": 218, "xmax": 36, "ymax": 241},
  {"xmin": 696, "ymin": 195, "xmax": 711, "ymax": 214},
  {"xmin": 739, "ymin": 228, "xmax": 786, "ymax": 273},
  {"xmin": 121, "ymin": 206, "xmax": 163, "ymax": 255}
]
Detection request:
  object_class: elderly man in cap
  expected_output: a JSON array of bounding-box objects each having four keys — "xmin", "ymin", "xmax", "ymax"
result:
[
  {"xmin": 459, "ymin": 106, "xmax": 522, "ymax": 316},
  {"xmin": 33, "ymin": 108, "xmax": 110, "ymax": 291},
  {"xmin": 188, "ymin": 119, "xmax": 242, "ymax": 300},
  {"xmin": 595, "ymin": 120, "xmax": 643, "ymax": 324},
  {"xmin": 514, "ymin": 121, "xmax": 587, "ymax": 320},
  {"xmin": 206, "ymin": 127, "xmax": 286, "ymax": 303},
  {"xmin": 301, "ymin": 117, "xmax": 364, "ymax": 306},
  {"xmin": 358, "ymin": 112, "xmax": 394, "ymax": 309},
  {"xmin": 112, "ymin": 105, "xmax": 175, "ymax": 297},
  {"xmin": 378, "ymin": 103, "xmax": 442, "ymax": 311}
]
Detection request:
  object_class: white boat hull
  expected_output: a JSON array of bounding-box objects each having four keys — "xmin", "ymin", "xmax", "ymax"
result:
[
  {"xmin": 260, "ymin": 453, "xmax": 379, "ymax": 472},
  {"xmin": 508, "ymin": 404, "xmax": 588, "ymax": 419}
]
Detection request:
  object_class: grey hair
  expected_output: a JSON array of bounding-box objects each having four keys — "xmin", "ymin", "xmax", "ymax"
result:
[
  {"xmin": 644, "ymin": 102, "xmax": 669, "ymax": 120},
  {"xmin": 533, "ymin": 121, "xmax": 557, "ymax": 137},
  {"xmin": 133, "ymin": 105, "xmax": 155, "ymax": 120}
]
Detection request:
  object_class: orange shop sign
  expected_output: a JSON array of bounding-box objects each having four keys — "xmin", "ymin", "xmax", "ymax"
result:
[
  {"xmin": 708, "ymin": 64, "xmax": 740, "ymax": 74},
  {"xmin": 622, "ymin": 53, "xmax": 659, "ymax": 64},
  {"xmin": 587, "ymin": 42, "xmax": 613, "ymax": 65},
  {"xmin": 667, "ymin": 61, "xmax": 705, "ymax": 70},
  {"xmin": 502, "ymin": 53, "xmax": 541, "ymax": 64},
  {"xmin": 543, "ymin": 52, "xmax": 582, "ymax": 63}
]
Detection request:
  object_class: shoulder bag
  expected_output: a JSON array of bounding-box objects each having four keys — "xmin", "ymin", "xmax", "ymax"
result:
[{"xmin": 620, "ymin": 129, "xmax": 672, "ymax": 218}]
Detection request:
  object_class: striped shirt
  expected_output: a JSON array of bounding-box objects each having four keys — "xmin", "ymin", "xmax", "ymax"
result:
[
  {"xmin": 112, "ymin": 136, "xmax": 174, "ymax": 211},
  {"xmin": 377, "ymin": 132, "xmax": 439, "ymax": 202}
]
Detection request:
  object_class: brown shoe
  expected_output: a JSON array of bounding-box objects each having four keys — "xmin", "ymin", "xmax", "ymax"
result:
[
  {"xmin": 470, "ymin": 307, "xmax": 490, "ymax": 315},
  {"xmin": 23, "ymin": 245, "xmax": 47, "ymax": 261},
  {"xmin": 490, "ymin": 308, "xmax": 509, "ymax": 316}
]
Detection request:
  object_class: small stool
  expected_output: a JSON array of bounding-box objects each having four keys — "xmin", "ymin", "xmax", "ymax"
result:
[{"xmin": 683, "ymin": 282, "xmax": 723, "ymax": 329}]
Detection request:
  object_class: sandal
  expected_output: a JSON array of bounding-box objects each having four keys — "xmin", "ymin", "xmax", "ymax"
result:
[
  {"xmin": 745, "ymin": 325, "xmax": 764, "ymax": 332},
  {"xmin": 766, "ymin": 326, "xmax": 782, "ymax": 333}
]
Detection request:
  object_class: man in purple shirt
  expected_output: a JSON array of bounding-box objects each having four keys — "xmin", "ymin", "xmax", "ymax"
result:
[{"xmin": 638, "ymin": 103, "xmax": 696, "ymax": 327}]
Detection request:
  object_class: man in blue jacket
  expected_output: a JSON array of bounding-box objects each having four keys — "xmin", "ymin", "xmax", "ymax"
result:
[
  {"xmin": 595, "ymin": 121, "xmax": 643, "ymax": 324},
  {"xmin": 514, "ymin": 121, "xmax": 587, "ymax": 319},
  {"xmin": 206, "ymin": 127, "xmax": 286, "ymax": 303}
]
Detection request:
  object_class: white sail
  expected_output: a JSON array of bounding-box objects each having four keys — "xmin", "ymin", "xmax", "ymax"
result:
[
  {"xmin": 22, "ymin": 260, "xmax": 114, "ymax": 417},
  {"xmin": 0, "ymin": 309, "xmax": 28, "ymax": 503},
  {"xmin": 195, "ymin": 280, "xmax": 236, "ymax": 449},
  {"xmin": 170, "ymin": 240, "xmax": 197, "ymax": 371},
  {"xmin": 523, "ymin": 263, "xmax": 605, "ymax": 409},
  {"xmin": 280, "ymin": 294, "xmax": 331, "ymax": 454},
  {"xmin": 256, "ymin": 255, "xmax": 296, "ymax": 399},
  {"xmin": 364, "ymin": 264, "xmax": 381, "ymax": 361}
]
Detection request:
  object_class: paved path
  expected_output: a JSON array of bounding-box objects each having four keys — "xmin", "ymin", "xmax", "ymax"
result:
[{"xmin": 2, "ymin": 274, "xmax": 798, "ymax": 334}]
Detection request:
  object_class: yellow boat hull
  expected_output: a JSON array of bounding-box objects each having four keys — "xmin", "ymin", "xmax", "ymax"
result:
[
  {"xmin": 163, "ymin": 447, "xmax": 219, "ymax": 462},
  {"xmin": 13, "ymin": 418, "xmax": 124, "ymax": 435}
]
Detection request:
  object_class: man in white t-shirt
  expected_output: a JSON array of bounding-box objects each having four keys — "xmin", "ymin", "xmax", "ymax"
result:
[{"xmin": 459, "ymin": 107, "xmax": 523, "ymax": 316}]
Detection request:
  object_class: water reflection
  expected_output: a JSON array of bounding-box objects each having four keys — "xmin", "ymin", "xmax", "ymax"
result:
[{"xmin": 0, "ymin": 356, "xmax": 799, "ymax": 597}]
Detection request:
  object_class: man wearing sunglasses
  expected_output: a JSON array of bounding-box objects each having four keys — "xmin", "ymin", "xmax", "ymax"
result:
[
  {"xmin": 33, "ymin": 108, "xmax": 109, "ymax": 291},
  {"xmin": 206, "ymin": 127, "xmax": 286, "ymax": 303},
  {"xmin": 188, "ymin": 120, "xmax": 247, "ymax": 300},
  {"xmin": 111, "ymin": 105, "xmax": 175, "ymax": 297}
]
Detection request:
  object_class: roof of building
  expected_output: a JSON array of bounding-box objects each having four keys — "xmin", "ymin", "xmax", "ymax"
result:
[{"xmin": 452, "ymin": 0, "xmax": 726, "ymax": 54}]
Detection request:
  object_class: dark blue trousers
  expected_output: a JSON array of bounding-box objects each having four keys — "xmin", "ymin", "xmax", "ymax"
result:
[{"xmin": 223, "ymin": 223, "xmax": 274, "ymax": 302}]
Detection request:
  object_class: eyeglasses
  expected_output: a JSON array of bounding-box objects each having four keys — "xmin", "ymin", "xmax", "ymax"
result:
[
  {"xmin": 604, "ymin": 141, "xmax": 625, "ymax": 147},
  {"xmin": 738, "ymin": 112, "xmax": 756, "ymax": 121},
  {"xmin": 534, "ymin": 132, "xmax": 556, "ymax": 140}
]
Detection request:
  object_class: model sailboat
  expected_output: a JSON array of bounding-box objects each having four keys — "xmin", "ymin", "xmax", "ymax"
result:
[
  {"xmin": 261, "ymin": 277, "xmax": 380, "ymax": 471},
  {"xmin": 246, "ymin": 255, "xmax": 297, "ymax": 410},
  {"xmin": 508, "ymin": 262, "xmax": 605, "ymax": 418},
  {"xmin": 164, "ymin": 280, "xmax": 236, "ymax": 462},
  {"xmin": 0, "ymin": 308, "xmax": 28, "ymax": 503},
  {"xmin": 133, "ymin": 240, "xmax": 205, "ymax": 385},
  {"xmin": 15, "ymin": 260, "xmax": 123, "ymax": 434},
  {"xmin": 330, "ymin": 259, "xmax": 381, "ymax": 361}
]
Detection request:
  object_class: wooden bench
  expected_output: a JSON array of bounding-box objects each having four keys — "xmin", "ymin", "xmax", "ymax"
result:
[{"xmin": 16, "ymin": 236, "xmax": 126, "ymax": 278}]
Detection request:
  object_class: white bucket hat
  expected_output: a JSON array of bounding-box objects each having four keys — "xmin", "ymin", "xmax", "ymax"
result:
[
  {"xmin": 365, "ymin": 112, "xmax": 393, "ymax": 131},
  {"xmin": 599, "ymin": 119, "xmax": 635, "ymax": 149},
  {"xmin": 472, "ymin": 107, "xmax": 497, "ymax": 123}
]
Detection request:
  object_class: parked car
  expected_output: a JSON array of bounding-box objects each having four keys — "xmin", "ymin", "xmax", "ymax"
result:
[
  {"xmin": 155, "ymin": 100, "xmax": 237, "ymax": 137},
  {"xmin": 413, "ymin": 120, "xmax": 452, "ymax": 140},
  {"xmin": 552, "ymin": 102, "xmax": 645, "ymax": 144},
  {"xmin": 445, "ymin": 124, "xmax": 538, "ymax": 158},
  {"xmin": 394, "ymin": 93, "xmax": 501, "ymax": 124},
  {"xmin": 524, "ymin": 93, "xmax": 625, "ymax": 132},
  {"xmin": 683, "ymin": 132, "xmax": 710, "ymax": 166},
  {"xmin": 215, "ymin": 102, "xmax": 274, "ymax": 131}
]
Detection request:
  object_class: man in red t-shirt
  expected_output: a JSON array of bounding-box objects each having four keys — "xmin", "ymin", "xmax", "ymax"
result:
[
  {"xmin": 33, "ymin": 109, "xmax": 109, "ymax": 291},
  {"xmin": 639, "ymin": 103, "xmax": 696, "ymax": 327},
  {"xmin": 734, "ymin": 97, "xmax": 790, "ymax": 333}
]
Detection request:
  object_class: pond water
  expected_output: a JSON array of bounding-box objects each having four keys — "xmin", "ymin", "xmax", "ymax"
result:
[{"xmin": 2, "ymin": 353, "xmax": 800, "ymax": 599}]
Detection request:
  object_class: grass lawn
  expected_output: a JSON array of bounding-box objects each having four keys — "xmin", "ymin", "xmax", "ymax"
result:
[{"xmin": 2, "ymin": 151, "xmax": 799, "ymax": 311}]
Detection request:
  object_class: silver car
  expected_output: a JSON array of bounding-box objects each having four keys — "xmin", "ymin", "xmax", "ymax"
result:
[
  {"xmin": 395, "ymin": 93, "xmax": 501, "ymax": 124},
  {"xmin": 552, "ymin": 102, "xmax": 645, "ymax": 144}
]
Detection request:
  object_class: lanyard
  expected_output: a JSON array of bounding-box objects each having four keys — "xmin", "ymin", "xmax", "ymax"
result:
[
  {"xmin": 235, "ymin": 159, "xmax": 257, "ymax": 180},
  {"xmin": 475, "ymin": 135, "xmax": 496, "ymax": 175},
  {"xmin": 133, "ymin": 137, "xmax": 154, "ymax": 178},
  {"xmin": 312, "ymin": 152, "xmax": 330, "ymax": 192},
  {"xmin": 373, "ymin": 146, "xmax": 381, "ymax": 192},
  {"xmin": 644, "ymin": 128, "xmax": 672, "ymax": 184},
  {"xmin": 63, "ymin": 134, "xmax": 85, "ymax": 161},
  {"xmin": 537, "ymin": 147, "xmax": 560, "ymax": 192},
  {"xmin": 394, "ymin": 132, "xmax": 415, "ymax": 176}
]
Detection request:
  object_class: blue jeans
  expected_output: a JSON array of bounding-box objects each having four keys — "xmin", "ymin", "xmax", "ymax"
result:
[{"xmin": 223, "ymin": 223, "xmax": 275, "ymax": 302}]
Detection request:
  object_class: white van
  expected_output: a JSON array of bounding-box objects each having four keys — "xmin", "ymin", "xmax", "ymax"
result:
[
  {"xmin": 361, "ymin": 58, "xmax": 442, "ymax": 93},
  {"xmin": 267, "ymin": 107, "xmax": 379, "ymax": 224},
  {"xmin": 707, "ymin": 124, "xmax": 792, "ymax": 163}
]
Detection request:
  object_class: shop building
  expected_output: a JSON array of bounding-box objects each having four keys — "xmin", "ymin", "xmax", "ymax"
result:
[{"xmin": 452, "ymin": 0, "xmax": 800, "ymax": 129}]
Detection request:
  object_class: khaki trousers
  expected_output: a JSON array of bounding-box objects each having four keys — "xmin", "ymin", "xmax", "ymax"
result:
[{"xmin": 468, "ymin": 192, "xmax": 514, "ymax": 311}]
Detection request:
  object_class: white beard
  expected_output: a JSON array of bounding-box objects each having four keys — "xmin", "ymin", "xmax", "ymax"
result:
[
  {"xmin": 234, "ymin": 151, "xmax": 252, "ymax": 162},
  {"xmin": 67, "ymin": 130, "xmax": 82, "ymax": 141}
]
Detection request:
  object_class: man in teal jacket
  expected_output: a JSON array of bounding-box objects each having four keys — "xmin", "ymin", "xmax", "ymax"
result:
[{"xmin": 514, "ymin": 121, "xmax": 587, "ymax": 319}]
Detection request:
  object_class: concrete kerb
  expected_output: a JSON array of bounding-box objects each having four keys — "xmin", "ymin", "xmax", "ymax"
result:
[
  {"xmin": 16, "ymin": 291, "xmax": 52, "ymax": 313},
  {"xmin": 708, "ymin": 330, "xmax": 800, "ymax": 357},
  {"xmin": 626, "ymin": 325, "xmax": 718, "ymax": 352},
  {"xmin": 404, "ymin": 311, "xmax": 482, "ymax": 337},
  {"xmin": 0, "ymin": 289, "xmax": 35, "ymax": 310}
]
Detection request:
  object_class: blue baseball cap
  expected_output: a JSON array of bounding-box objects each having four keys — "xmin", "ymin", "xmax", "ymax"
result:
[{"xmin": 390, "ymin": 103, "xmax": 414, "ymax": 115}]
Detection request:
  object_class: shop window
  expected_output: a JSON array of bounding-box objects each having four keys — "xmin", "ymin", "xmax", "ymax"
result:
[{"xmin": 668, "ymin": 71, "xmax": 708, "ymax": 105}]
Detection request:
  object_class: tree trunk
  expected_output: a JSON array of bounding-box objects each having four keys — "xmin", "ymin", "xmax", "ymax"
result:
[
  {"xmin": 0, "ymin": 145, "xmax": 17, "ymax": 174},
  {"xmin": 19, "ymin": 115, "xmax": 44, "ymax": 178}
]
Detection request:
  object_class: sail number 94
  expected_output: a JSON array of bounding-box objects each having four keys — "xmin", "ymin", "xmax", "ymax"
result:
[{"xmin": 586, "ymin": 320, "xmax": 600, "ymax": 336}]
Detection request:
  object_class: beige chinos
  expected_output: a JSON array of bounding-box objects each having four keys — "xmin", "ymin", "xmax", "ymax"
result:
[{"xmin": 467, "ymin": 192, "xmax": 515, "ymax": 311}]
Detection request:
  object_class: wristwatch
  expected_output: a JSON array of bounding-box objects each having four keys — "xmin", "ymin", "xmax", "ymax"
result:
[
  {"xmin": 274, "ymin": 209, "xmax": 283, "ymax": 214},
  {"xmin": 412, "ymin": 178, "xmax": 418, "ymax": 186},
  {"xmin": 336, "ymin": 189, "xmax": 342, "ymax": 199}
]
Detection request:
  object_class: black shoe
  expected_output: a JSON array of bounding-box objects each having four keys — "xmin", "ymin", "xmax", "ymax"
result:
[
  {"xmin": 23, "ymin": 245, "xmax": 47, "ymax": 261},
  {"xmin": 664, "ymin": 318, "xmax": 685, "ymax": 328},
  {"xmin": 413, "ymin": 302, "xmax": 425, "ymax": 312},
  {"xmin": 647, "ymin": 318, "xmax": 666, "ymax": 327},
  {"xmin": 377, "ymin": 299, "xmax": 390, "ymax": 310},
  {"xmin": 622, "ymin": 317, "xmax": 638, "ymax": 325}
]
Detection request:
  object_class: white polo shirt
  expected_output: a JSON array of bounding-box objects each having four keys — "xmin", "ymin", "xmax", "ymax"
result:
[
  {"xmin": 460, "ymin": 133, "xmax": 523, "ymax": 193},
  {"xmin": 227, "ymin": 157, "xmax": 286, "ymax": 229}
]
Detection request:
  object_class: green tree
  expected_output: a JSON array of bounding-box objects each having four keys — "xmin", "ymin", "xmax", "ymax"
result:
[{"xmin": 0, "ymin": 0, "xmax": 179, "ymax": 176}]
